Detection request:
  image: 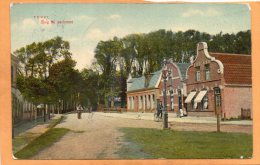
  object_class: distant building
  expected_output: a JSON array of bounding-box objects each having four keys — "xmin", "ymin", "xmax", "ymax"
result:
[
  {"xmin": 11, "ymin": 55, "xmax": 37, "ymax": 125},
  {"xmin": 126, "ymin": 61, "xmax": 189, "ymax": 112},
  {"xmin": 185, "ymin": 42, "xmax": 252, "ymax": 119}
]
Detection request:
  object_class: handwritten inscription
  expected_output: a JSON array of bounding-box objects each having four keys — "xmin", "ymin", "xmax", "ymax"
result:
[{"xmin": 34, "ymin": 16, "xmax": 73, "ymax": 25}]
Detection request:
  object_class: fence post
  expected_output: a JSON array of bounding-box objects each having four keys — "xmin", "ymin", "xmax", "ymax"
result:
[{"xmin": 241, "ymin": 108, "xmax": 243, "ymax": 120}]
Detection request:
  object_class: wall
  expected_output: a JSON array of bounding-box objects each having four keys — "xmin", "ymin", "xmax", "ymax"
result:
[
  {"xmin": 158, "ymin": 62, "xmax": 184, "ymax": 112},
  {"xmin": 223, "ymin": 86, "xmax": 252, "ymax": 119},
  {"xmin": 127, "ymin": 88, "xmax": 159, "ymax": 112}
]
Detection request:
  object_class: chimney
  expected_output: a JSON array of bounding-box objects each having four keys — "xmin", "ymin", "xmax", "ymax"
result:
[
  {"xmin": 127, "ymin": 73, "xmax": 133, "ymax": 91},
  {"xmin": 197, "ymin": 42, "xmax": 208, "ymax": 52},
  {"xmin": 144, "ymin": 73, "xmax": 153, "ymax": 88}
]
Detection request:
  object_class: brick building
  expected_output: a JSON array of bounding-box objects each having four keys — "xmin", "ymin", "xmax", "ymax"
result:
[
  {"xmin": 126, "ymin": 61, "xmax": 189, "ymax": 112},
  {"xmin": 185, "ymin": 42, "xmax": 252, "ymax": 119}
]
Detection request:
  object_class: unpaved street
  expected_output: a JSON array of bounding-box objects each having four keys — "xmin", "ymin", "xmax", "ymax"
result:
[
  {"xmin": 32, "ymin": 112, "xmax": 162, "ymax": 159},
  {"xmin": 32, "ymin": 112, "xmax": 252, "ymax": 159}
]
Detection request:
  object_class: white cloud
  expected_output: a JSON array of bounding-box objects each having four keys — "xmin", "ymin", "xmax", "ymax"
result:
[
  {"xmin": 182, "ymin": 8, "xmax": 222, "ymax": 17},
  {"xmin": 106, "ymin": 14, "xmax": 121, "ymax": 20},
  {"xmin": 85, "ymin": 27, "xmax": 127, "ymax": 41},
  {"xmin": 72, "ymin": 27, "xmax": 128, "ymax": 70},
  {"xmin": 12, "ymin": 17, "xmax": 54, "ymax": 32},
  {"xmin": 85, "ymin": 28, "xmax": 104, "ymax": 41},
  {"xmin": 21, "ymin": 18, "xmax": 37, "ymax": 29}
]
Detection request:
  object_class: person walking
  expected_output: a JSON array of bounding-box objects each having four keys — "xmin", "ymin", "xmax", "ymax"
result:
[{"xmin": 76, "ymin": 104, "xmax": 83, "ymax": 119}]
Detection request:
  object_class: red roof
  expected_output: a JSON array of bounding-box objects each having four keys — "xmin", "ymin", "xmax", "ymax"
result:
[{"xmin": 209, "ymin": 52, "xmax": 252, "ymax": 85}]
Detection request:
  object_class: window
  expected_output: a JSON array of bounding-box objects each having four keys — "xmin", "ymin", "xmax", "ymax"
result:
[
  {"xmin": 139, "ymin": 96, "xmax": 143, "ymax": 109},
  {"xmin": 170, "ymin": 97, "xmax": 174, "ymax": 110},
  {"xmin": 205, "ymin": 65, "xmax": 210, "ymax": 80},
  {"xmin": 214, "ymin": 88, "xmax": 221, "ymax": 95},
  {"xmin": 193, "ymin": 101, "xmax": 198, "ymax": 110},
  {"xmin": 132, "ymin": 96, "xmax": 135, "ymax": 109},
  {"xmin": 195, "ymin": 67, "xmax": 200, "ymax": 81},
  {"xmin": 202, "ymin": 94, "xmax": 208, "ymax": 110},
  {"xmin": 152, "ymin": 94, "xmax": 155, "ymax": 109}
]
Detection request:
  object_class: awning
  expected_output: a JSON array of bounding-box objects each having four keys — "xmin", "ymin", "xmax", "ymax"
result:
[
  {"xmin": 184, "ymin": 91, "xmax": 197, "ymax": 103},
  {"xmin": 194, "ymin": 90, "xmax": 207, "ymax": 103}
]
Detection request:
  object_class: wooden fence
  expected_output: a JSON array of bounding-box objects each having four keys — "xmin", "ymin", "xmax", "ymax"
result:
[
  {"xmin": 241, "ymin": 108, "xmax": 251, "ymax": 119},
  {"xmin": 102, "ymin": 107, "xmax": 127, "ymax": 113}
]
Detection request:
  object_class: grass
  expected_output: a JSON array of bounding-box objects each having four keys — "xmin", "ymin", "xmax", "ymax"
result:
[
  {"xmin": 120, "ymin": 128, "xmax": 252, "ymax": 159},
  {"xmin": 72, "ymin": 130, "xmax": 85, "ymax": 133},
  {"xmin": 14, "ymin": 116, "xmax": 69, "ymax": 159},
  {"xmin": 13, "ymin": 115, "xmax": 66, "ymax": 154},
  {"xmin": 47, "ymin": 115, "xmax": 66, "ymax": 128},
  {"xmin": 12, "ymin": 132, "xmax": 38, "ymax": 153},
  {"xmin": 14, "ymin": 128, "xmax": 69, "ymax": 159}
]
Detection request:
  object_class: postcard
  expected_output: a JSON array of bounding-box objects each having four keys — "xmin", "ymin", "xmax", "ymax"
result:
[{"xmin": 1, "ymin": 1, "xmax": 260, "ymax": 165}]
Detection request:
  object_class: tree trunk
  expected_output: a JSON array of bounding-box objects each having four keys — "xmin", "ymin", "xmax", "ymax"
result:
[
  {"xmin": 43, "ymin": 104, "xmax": 46, "ymax": 122},
  {"xmin": 48, "ymin": 104, "xmax": 51, "ymax": 120}
]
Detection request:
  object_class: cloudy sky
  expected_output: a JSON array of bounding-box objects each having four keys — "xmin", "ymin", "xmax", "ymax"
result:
[{"xmin": 11, "ymin": 3, "xmax": 250, "ymax": 70}]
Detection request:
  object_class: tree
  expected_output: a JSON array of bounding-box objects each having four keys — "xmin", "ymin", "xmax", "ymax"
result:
[
  {"xmin": 14, "ymin": 36, "xmax": 76, "ymax": 116},
  {"xmin": 80, "ymin": 68, "xmax": 99, "ymax": 107},
  {"xmin": 13, "ymin": 36, "xmax": 72, "ymax": 79},
  {"xmin": 48, "ymin": 58, "xmax": 81, "ymax": 112},
  {"xmin": 94, "ymin": 37, "xmax": 124, "ymax": 105},
  {"xmin": 92, "ymin": 29, "xmax": 251, "ymax": 109}
]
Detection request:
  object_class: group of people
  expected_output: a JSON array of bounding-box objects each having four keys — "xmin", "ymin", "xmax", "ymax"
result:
[
  {"xmin": 76, "ymin": 105, "xmax": 92, "ymax": 113},
  {"xmin": 156, "ymin": 100, "xmax": 185, "ymax": 118}
]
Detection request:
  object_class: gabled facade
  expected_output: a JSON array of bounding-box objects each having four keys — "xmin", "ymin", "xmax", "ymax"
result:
[{"xmin": 185, "ymin": 42, "xmax": 252, "ymax": 119}]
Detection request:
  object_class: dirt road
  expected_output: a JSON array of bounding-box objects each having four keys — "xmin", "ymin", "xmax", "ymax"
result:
[{"xmin": 32, "ymin": 112, "xmax": 252, "ymax": 159}]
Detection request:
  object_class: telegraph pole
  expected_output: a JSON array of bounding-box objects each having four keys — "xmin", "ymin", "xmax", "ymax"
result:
[
  {"xmin": 214, "ymin": 87, "xmax": 221, "ymax": 132},
  {"xmin": 162, "ymin": 58, "xmax": 168, "ymax": 129},
  {"xmin": 168, "ymin": 69, "xmax": 173, "ymax": 112}
]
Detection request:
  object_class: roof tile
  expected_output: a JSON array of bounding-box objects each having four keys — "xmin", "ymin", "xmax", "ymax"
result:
[{"xmin": 210, "ymin": 52, "xmax": 252, "ymax": 85}]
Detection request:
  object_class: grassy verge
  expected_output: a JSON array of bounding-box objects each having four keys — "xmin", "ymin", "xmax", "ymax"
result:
[
  {"xmin": 13, "ymin": 115, "xmax": 66, "ymax": 153},
  {"xmin": 12, "ymin": 132, "xmax": 38, "ymax": 153},
  {"xmin": 14, "ymin": 128, "xmax": 69, "ymax": 159},
  {"xmin": 120, "ymin": 128, "xmax": 252, "ymax": 159},
  {"xmin": 47, "ymin": 115, "xmax": 66, "ymax": 128},
  {"xmin": 14, "ymin": 115, "xmax": 69, "ymax": 159}
]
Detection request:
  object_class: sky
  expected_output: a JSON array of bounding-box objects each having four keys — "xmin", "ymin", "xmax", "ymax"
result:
[{"xmin": 11, "ymin": 3, "xmax": 250, "ymax": 70}]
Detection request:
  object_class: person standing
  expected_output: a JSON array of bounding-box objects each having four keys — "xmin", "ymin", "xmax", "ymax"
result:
[{"xmin": 158, "ymin": 101, "xmax": 163, "ymax": 118}]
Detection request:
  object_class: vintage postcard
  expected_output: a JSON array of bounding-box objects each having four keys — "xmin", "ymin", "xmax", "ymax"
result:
[{"xmin": 1, "ymin": 1, "xmax": 259, "ymax": 165}]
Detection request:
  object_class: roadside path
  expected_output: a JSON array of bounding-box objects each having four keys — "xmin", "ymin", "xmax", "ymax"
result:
[
  {"xmin": 98, "ymin": 112, "xmax": 252, "ymax": 125},
  {"xmin": 32, "ymin": 112, "xmax": 161, "ymax": 159},
  {"xmin": 13, "ymin": 115, "xmax": 61, "ymax": 154},
  {"xmin": 31, "ymin": 112, "xmax": 252, "ymax": 159}
]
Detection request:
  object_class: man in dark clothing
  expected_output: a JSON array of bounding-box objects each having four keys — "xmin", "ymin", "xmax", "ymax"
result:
[{"xmin": 158, "ymin": 101, "xmax": 163, "ymax": 118}]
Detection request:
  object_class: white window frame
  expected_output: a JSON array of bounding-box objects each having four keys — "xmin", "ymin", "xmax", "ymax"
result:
[
  {"xmin": 205, "ymin": 65, "xmax": 210, "ymax": 81},
  {"xmin": 196, "ymin": 70, "xmax": 200, "ymax": 81}
]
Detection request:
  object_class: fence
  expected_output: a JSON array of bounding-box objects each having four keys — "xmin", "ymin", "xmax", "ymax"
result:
[
  {"xmin": 241, "ymin": 108, "xmax": 251, "ymax": 119},
  {"xmin": 102, "ymin": 107, "xmax": 127, "ymax": 113}
]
